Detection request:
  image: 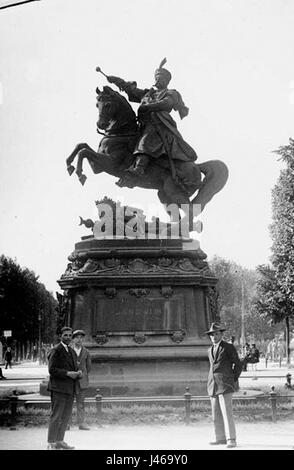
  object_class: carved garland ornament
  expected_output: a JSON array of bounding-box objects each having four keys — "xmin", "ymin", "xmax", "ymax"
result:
[{"xmin": 61, "ymin": 256, "xmax": 210, "ymax": 278}]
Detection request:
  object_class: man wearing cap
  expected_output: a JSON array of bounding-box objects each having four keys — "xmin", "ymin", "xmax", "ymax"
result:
[
  {"xmin": 205, "ymin": 322, "xmax": 242, "ymax": 448},
  {"xmin": 47, "ymin": 326, "xmax": 83, "ymax": 450},
  {"xmin": 71, "ymin": 329, "xmax": 91, "ymax": 430},
  {"xmin": 106, "ymin": 59, "xmax": 197, "ymax": 181}
]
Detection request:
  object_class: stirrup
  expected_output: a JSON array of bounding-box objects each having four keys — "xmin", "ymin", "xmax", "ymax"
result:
[{"xmin": 125, "ymin": 164, "xmax": 145, "ymax": 177}]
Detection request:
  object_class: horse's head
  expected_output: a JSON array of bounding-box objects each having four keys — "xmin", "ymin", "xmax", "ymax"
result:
[{"xmin": 96, "ymin": 86, "xmax": 136, "ymax": 132}]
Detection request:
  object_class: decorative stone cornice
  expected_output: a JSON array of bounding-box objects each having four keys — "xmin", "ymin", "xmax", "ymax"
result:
[{"xmin": 61, "ymin": 256, "xmax": 212, "ymax": 280}]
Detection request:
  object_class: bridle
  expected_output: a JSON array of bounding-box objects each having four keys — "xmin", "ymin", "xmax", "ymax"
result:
[
  {"xmin": 96, "ymin": 118, "xmax": 139, "ymax": 138},
  {"xmin": 96, "ymin": 91, "xmax": 138, "ymax": 138}
]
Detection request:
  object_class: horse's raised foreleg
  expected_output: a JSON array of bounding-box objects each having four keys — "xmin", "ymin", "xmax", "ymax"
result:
[
  {"xmin": 75, "ymin": 148, "xmax": 95, "ymax": 185},
  {"xmin": 66, "ymin": 143, "xmax": 93, "ymax": 176},
  {"xmin": 75, "ymin": 147, "xmax": 116, "ymax": 185}
]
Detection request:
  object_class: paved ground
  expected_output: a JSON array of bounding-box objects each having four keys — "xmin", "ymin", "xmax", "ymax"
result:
[{"xmin": 0, "ymin": 422, "xmax": 293, "ymax": 450}]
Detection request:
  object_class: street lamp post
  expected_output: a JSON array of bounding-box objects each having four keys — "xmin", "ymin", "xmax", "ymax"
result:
[
  {"xmin": 38, "ymin": 312, "xmax": 41, "ymax": 364},
  {"xmin": 241, "ymin": 281, "xmax": 246, "ymax": 348}
]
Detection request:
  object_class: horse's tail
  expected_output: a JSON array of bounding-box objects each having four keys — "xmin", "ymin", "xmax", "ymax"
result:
[{"xmin": 191, "ymin": 160, "xmax": 229, "ymax": 213}]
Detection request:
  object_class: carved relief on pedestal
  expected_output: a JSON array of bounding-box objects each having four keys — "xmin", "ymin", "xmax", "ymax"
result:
[
  {"xmin": 104, "ymin": 287, "xmax": 117, "ymax": 298},
  {"xmin": 127, "ymin": 259, "xmax": 152, "ymax": 273},
  {"xmin": 94, "ymin": 333, "xmax": 109, "ymax": 345},
  {"xmin": 56, "ymin": 289, "xmax": 70, "ymax": 331},
  {"xmin": 171, "ymin": 330, "xmax": 186, "ymax": 343},
  {"xmin": 61, "ymin": 255, "xmax": 211, "ymax": 279},
  {"xmin": 129, "ymin": 288, "xmax": 150, "ymax": 297},
  {"xmin": 204, "ymin": 286, "xmax": 219, "ymax": 322},
  {"xmin": 161, "ymin": 286, "xmax": 173, "ymax": 298},
  {"xmin": 133, "ymin": 333, "xmax": 146, "ymax": 344}
]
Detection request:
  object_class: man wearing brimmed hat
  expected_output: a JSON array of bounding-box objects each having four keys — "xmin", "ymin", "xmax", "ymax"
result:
[
  {"xmin": 205, "ymin": 322, "xmax": 242, "ymax": 448},
  {"xmin": 106, "ymin": 58, "xmax": 197, "ymax": 182},
  {"xmin": 71, "ymin": 329, "xmax": 91, "ymax": 430}
]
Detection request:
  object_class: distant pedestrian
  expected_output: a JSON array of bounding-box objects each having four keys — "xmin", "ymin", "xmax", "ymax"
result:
[
  {"xmin": 205, "ymin": 322, "xmax": 242, "ymax": 448},
  {"xmin": 46, "ymin": 326, "xmax": 83, "ymax": 450},
  {"xmin": 71, "ymin": 330, "xmax": 91, "ymax": 430},
  {"xmin": 242, "ymin": 343, "xmax": 251, "ymax": 371},
  {"xmin": 33, "ymin": 345, "xmax": 38, "ymax": 361},
  {"xmin": 0, "ymin": 367, "xmax": 6, "ymax": 379},
  {"xmin": 250, "ymin": 344, "xmax": 260, "ymax": 371},
  {"xmin": 4, "ymin": 347, "xmax": 13, "ymax": 369}
]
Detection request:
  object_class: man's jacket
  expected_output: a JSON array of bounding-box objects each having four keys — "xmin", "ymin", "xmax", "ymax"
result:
[
  {"xmin": 47, "ymin": 343, "xmax": 78, "ymax": 395},
  {"xmin": 207, "ymin": 340, "xmax": 242, "ymax": 397},
  {"xmin": 74, "ymin": 346, "xmax": 91, "ymax": 390}
]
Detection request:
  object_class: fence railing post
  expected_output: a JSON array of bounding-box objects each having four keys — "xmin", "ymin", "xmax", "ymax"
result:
[
  {"xmin": 269, "ymin": 385, "xmax": 277, "ymax": 422},
  {"xmin": 95, "ymin": 388, "xmax": 103, "ymax": 422},
  {"xmin": 184, "ymin": 387, "xmax": 192, "ymax": 425}
]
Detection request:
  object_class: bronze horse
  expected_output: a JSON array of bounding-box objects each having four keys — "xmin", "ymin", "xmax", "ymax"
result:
[{"xmin": 66, "ymin": 86, "xmax": 228, "ymax": 229}]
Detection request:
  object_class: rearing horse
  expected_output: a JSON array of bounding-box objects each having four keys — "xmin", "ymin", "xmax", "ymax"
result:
[{"xmin": 66, "ymin": 86, "xmax": 229, "ymax": 229}]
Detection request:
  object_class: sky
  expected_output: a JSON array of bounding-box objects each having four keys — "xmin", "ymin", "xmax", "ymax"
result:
[{"xmin": 0, "ymin": 0, "xmax": 293, "ymax": 293}]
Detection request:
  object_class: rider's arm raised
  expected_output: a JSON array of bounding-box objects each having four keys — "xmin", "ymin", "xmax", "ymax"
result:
[{"xmin": 107, "ymin": 76, "xmax": 147, "ymax": 102}]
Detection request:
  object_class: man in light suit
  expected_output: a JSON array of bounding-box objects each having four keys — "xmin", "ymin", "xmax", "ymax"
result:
[
  {"xmin": 47, "ymin": 326, "xmax": 82, "ymax": 450},
  {"xmin": 71, "ymin": 330, "xmax": 92, "ymax": 430},
  {"xmin": 206, "ymin": 322, "xmax": 242, "ymax": 448}
]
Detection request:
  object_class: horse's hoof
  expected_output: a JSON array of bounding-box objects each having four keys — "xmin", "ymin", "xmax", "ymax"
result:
[
  {"xmin": 79, "ymin": 174, "xmax": 87, "ymax": 185},
  {"xmin": 67, "ymin": 165, "xmax": 75, "ymax": 176}
]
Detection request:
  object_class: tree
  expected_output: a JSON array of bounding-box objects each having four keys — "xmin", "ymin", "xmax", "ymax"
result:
[
  {"xmin": 209, "ymin": 256, "xmax": 282, "ymax": 344},
  {"xmin": 0, "ymin": 255, "xmax": 58, "ymax": 343},
  {"xmin": 253, "ymin": 138, "xmax": 294, "ymax": 363},
  {"xmin": 269, "ymin": 138, "xmax": 294, "ymax": 317}
]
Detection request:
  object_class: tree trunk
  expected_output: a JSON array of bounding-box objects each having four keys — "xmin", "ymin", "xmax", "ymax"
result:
[{"xmin": 286, "ymin": 316, "xmax": 290, "ymax": 366}]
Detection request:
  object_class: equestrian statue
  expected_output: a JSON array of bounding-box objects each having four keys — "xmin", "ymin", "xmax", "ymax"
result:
[{"xmin": 66, "ymin": 59, "xmax": 229, "ymax": 231}]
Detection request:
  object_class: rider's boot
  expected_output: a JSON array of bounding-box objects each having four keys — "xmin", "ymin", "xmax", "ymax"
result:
[{"xmin": 126, "ymin": 155, "xmax": 149, "ymax": 177}]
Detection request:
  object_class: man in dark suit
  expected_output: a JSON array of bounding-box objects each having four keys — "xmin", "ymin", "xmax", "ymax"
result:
[
  {"xmin": 206, "ymin": 322, "xmax": 242, "ymax": 448},
  {"xmin": 71, "ymin": 329, "xmax": 92, "ymax": 430},
  {"xmin": 47, "ymin": 326, "xmax": 82, "ymax": 450}
]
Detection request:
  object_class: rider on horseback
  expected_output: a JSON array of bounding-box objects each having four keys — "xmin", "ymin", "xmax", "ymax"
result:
[{"xmin": 106, "ymin": 58, "xmax": 198, "ymax": 180}]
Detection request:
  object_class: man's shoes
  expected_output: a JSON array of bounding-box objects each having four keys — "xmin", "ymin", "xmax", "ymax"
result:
[
  {"xmin": 79, "ymin": 424, "xmax": 90, "ymax": 430},
  {"xmin": 56, "ymin": 441, "xmax": 75, "ymax": 450},
  {"xmin": 226, "ymin": 440, "xmax": 237, "ymax": 448},
  {"xmin": 209, "ymin": 440, "xmax": 227, "ymax": 445},
  {"xmin": 47, "ymin": 442, "xmax": 58, "ymax": 450}
]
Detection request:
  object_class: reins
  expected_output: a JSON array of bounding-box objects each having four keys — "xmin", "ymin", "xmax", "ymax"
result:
[{"xmin": 96, "ymin": 115, "xmax": 138, "ymax": 138}]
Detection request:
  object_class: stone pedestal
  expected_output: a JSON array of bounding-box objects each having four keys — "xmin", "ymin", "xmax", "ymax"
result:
[{"xmin": 55, "ymin": 236, "xmax": 218, "ymax": 396}]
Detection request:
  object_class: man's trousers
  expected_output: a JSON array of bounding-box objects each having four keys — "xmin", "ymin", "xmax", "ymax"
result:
[
  {"xmin": 210, "ymin": 392, "xmax": 236, "ymax": 441},
  {"xmin": 47, "ymin": 391, "xmax": 74, "ymax": 443},
  {"xmin": 76, "ymin": 389, "xmax": 86, "ymax": 425}
]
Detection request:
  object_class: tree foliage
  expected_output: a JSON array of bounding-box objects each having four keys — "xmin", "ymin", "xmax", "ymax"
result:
[
  {"xmin": 210, "ymin": 256, "xmax": 282, "ymax": 341},
  {"xmin": 0, "ymin": 255, "xmax": 58, "ymax": 343},
  {"xmin": 254, "ymin": 138, "xmax": 294, "ymax": 325}
]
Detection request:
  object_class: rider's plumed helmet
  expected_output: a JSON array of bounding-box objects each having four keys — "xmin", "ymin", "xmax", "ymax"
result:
[{"xmin": 154, "ymin": 58, "xmax": 172, "ymax": 83}]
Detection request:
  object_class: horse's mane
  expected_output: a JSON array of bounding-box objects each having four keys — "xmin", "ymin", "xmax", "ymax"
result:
[{"xmin": 102, "ymin": 86, "xmax": 136, "ymax": 120}]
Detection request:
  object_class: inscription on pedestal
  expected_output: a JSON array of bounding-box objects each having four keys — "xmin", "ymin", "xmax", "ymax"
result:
[{"xmin": 93, "ymin": 294, "xmax": 185, "ymax": 332}]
